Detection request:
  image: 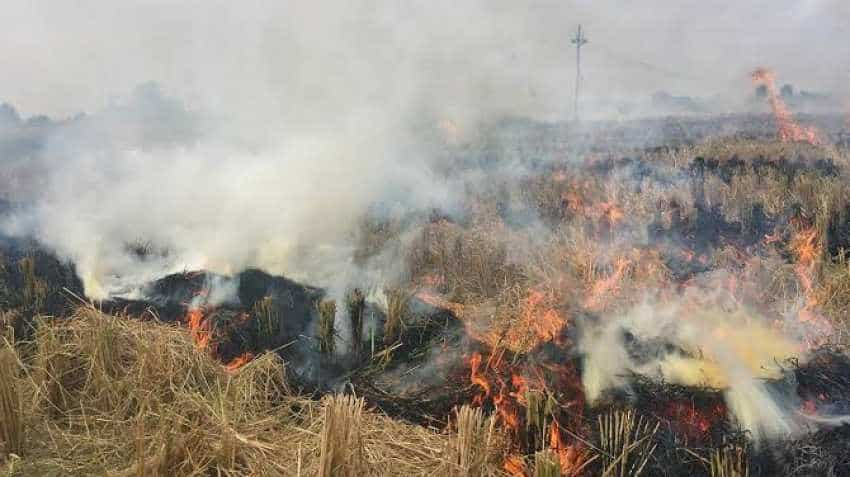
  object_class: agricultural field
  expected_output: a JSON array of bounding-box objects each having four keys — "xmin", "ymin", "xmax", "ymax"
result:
[{"xmin": 4, "ymin": 109, "xmax": 850, "ymax": 475}]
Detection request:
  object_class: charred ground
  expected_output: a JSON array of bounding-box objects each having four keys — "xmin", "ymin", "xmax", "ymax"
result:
[{"xmin": 3, "ymin": 115, "xmax": 850, "ymax": 475}]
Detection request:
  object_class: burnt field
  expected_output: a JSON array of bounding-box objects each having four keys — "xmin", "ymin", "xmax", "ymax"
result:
[{"xmin": 4, "ymin": 113, "xmax": 850, "ymax": 476}]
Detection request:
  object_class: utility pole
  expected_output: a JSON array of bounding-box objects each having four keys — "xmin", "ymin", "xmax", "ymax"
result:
[{"xmin": 571, "ymin": 24, "xmax": 588, "ymax": 121}]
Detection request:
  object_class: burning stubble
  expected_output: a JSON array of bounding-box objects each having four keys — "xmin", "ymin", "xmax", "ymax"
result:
[
  {"xmin": 1, "ymin": 3, "xmax": 850, "ymax": 473},
  {"xmin": 580, "ymin": 286, "xmax": 807, "ymax": 443}
]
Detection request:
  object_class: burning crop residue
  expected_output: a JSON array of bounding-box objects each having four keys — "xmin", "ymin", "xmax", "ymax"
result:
[
  {"xmin": 87, "ymin": 122, "xmax": 850, "ymax": 473},
  {"xmin": 5, "ymin": 67, "xmax": 850, "ymax": 475},
  {"xmin": 752, "ymin": 67, "xmax": 823, "ymax": 145},
  {"xmin": 466, "ymin": 347, "xmax": 589, "ymax": 476},
  {"xmin": 391, "ymin": 104, "xmax": 850, "ymax": 472},
  {"xmin": 184, "ymin": 302, "xmax": 255, "ymax": 372}
]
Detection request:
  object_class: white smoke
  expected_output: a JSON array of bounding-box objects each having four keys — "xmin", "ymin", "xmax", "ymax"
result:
[
  {"xmin": 579, "ymin": 276, "xmax": 818, "ymax": 443},
  {"xmin": 2, "ymin": 2, "xmax": 848, "ymax": 299}
]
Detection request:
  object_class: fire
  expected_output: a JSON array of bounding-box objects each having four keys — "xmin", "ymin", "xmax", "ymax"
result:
[
  {"xmin": 503, "ymin": 455, "xmax": 527, "ymax": 476},
  {"xmin": 224, "ymin": 352, "xmax": 254, "ymax": 372},
  {"xmin": 506, "ymin": 289, "xmax": 567, "ymax": 349},
  {"xmin": 752, "ymin": 68, "xmax": 822, "ymax": 145},
  {"xmin": 549, "ymin": 423, "xmax": 590, "ymax": 476},
  {"xmin": 469, "ymin": 352, "xmax": 492, "ymax": 405},
  {"xmin": 433, "ymin": 145, "xmax": 843, "ymax": 468},
  {"xmin": 416, "ymin": 289, "xmax": 465, "ymax": 318},
  {"xmin": 182, "ymin": 286, "xmax": 255, "ymax": 371},
  {"xmin": 500, "ymin": 422, "xmax": 590, "ymax": 476},
  {"xmin": 469, "ymin": 350, "xmax": 530, "ymax": 433},
  {"xmin": 663, "ymin": 401, "xmax": 726, "ymax": 439},
  {"xmin": 793, "ymin": 226, "xmax": 820, "ymax": 314},
  {"xmin": 466, "ymin": 343, "xmax": 587, "ymax": 474},
  {"xmin": 789, "ymin": 224, "xmax": 833, "ymax": 340},
  {"xmin": 186, "ymin": 307, "xmax": 211, "ymax": 349},
  {"xmin": 493, "ymin": 383, "xmax": 521, "ymax": 431},
  {"xmin": 419, "ymin": 287, "xmax": 567, "ymax": 353}
]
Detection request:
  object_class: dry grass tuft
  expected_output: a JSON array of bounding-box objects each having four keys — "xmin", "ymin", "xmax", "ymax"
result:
[
  {"xmin": 383, "ymin": 288, "xmax": 410, "ymax": 346},
  {"xmin": 532, "ymin": 450, "xmax": 561, "ymax": 477},
  {"xmin": 445, "ymin": 405, "xmax": 496, "ymax": 476},
  {"xmin": 598, "ymin": 409, "xmax": 659, "ymax": 477},
  {"xmin": 318, "ymin": 394, "xmax": 365, "ymax": 477},
  {"xmin": 251, "ymin": 296, "xmax": 281, "ymax": 348},
  {"xmin": 710, "ymin": 445, "xmax": 748, "ymax": 477},
  {"xmin": 3, "ymin": 309, "xmax": 466, "ymax": 475},
  {"xmin": 347, "ymin": 289, "xmax": 366, "ymax": 356},
  {"xmin": 524, "ymin": 390, "xmax": 557, "ymax": 450},
  {"xmin": 317, "ymin": 299, "xmax": 336, "ymax": 354},
  {"xmin": 31, "ymin": 315, "xmax": 76, "ymax": 416},
  {"xmin": 17, "ymin": 257, "xmax": 46, "ymax": 311},
  {"xmin": 818, "ymin": 253, "xmax": 850, "ymax": 333},
  {"xmin": 0, "ymin": 345, "xmax": 24, "ymax": 459}
]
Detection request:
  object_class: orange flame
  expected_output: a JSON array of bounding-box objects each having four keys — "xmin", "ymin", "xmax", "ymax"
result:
[
  {"xmin": 416, "ymin": 289, "xmax": 465, "ymax": 318},
  {"xmin": 469, "ymin": 352, "xmax": 492, "ymax": 405},
  {"xmin": 752, "ymin": 68, "xmax": 822, "ymax": 145},
  {"xmin": 549, "ymin": 423, "xmax": 588, "ymax": 475},
  {"xmin": 503, "ymin": 455, "xmax": 527, "ymax": 476},
  {"xmin": 186, "ymin": 307, "xmax": 211, "ymax": 349},
  {"xmin": 183, "ymin": 290, "xmax": 255, "ymax": 370},
  {"xmin": 792, "ymin": 226, "xmax": 819, "ymax": 305},
  {"xmin": 493, "ymin": 382, "xmax": 521, "ymax": 431},
  {"xmin": 224, "ymin": 352, "xmax": 254, "ymax": 372},
  {"xmin": 789, "ymin": 225, "xmax": 833, "ymax": 341},
  {"xmin": 504, "ymin": 289, "xmax": 568, "ymax": 350},
  {"xmin": 663, "ymin": 401, "xmax": 726, "ymax": 439}
]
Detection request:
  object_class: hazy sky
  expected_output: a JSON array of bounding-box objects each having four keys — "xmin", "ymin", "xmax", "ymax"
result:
[{"xmin": 1, "ymin": 0, "xmax": 848, "ymax": 119}]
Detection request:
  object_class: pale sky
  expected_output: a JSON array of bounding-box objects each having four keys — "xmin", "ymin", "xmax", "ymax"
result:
[{"xmin": 1, "ymin": 0, "xmax": 848, "ymax": 119}]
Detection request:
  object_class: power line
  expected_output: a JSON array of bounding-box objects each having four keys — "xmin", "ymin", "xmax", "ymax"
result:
[{"xmin": 571, "ymin": 24, "xmax": 588, "ymax": 120}]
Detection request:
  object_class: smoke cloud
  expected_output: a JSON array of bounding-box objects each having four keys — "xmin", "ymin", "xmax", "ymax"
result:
[
  {"xmin": 2, "ymin": 1, "xmax": 845, "ymax": 299},
  {"xmin": 579, "ymin": 273, "xmax": 823, "ymax": 443}
]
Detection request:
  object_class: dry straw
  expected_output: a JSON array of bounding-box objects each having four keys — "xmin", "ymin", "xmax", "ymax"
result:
[
  {"xmin": 318, "ymin": 394, "xmax": 365, "ymax": 477},
  {"xmin": 3, "ymin": 308, "xmax": 469, "ymax": 475},
  {"xmin": 0, "ymin": 346, "xmax": 24, "ymax": 458},
  {"xmin": 710, "ymin": 445, "xmax": 748, "ymax": 477},
  {"xmin": 383, "ymin": 288, "xmax": 410, "ymax": 346},
  {"xmin": 598, "ymin": 409, "xmax": 659, "ymax": 477},
  {"xmin": 317, "ymin": 299, "xmax": 337, "ymax": 354},
  {"xmin": 445, "ymin": 405, "xmax": 496, "ymax": 476},
  {"xmin": 347, "ymin": 289, "xmax": 366, "ymax": 355},
  {"xmin": 533, "ymin": 450, "xmax": 561, "ymax": 477}
]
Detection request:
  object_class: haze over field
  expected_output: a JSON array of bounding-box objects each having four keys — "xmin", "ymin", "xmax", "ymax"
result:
[
  {"xmin": 0, "ymin": 0, "xmax": 848, "ymax": 298},
  {"xmin": 1, "ymin": 0, "xmax": 848, "ymax": 120},
  {"xmin": 4, "ymin": 3, "xmax": 850, "ymax": 475}
]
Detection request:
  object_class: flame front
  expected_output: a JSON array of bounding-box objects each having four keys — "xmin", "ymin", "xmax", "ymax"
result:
[
  {"xmin": 752, "ymin": 67, "xmax": 822, "ymax": 145},
  {"xmin": 186, "ymin": 307, "xmax": 211, "ymax": 349},
  {"xmin": 182, "ymin": 285, "xmax": 254, "ymax": 371}
]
